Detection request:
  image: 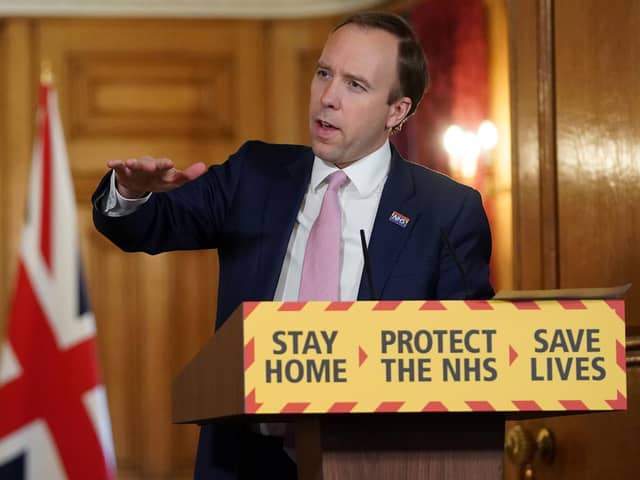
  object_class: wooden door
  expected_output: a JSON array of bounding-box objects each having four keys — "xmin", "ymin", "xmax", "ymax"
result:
[{"xmin": 506, "ymin": 0, "xmax": 640, "ymax": 478}]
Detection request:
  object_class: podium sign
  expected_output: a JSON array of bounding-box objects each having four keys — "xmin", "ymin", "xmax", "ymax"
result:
[{"xmin": 242, "ymin": 300, "xmax": 626, "ymax": 414}]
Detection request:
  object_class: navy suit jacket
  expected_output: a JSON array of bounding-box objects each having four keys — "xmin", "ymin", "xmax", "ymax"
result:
[{"xmin": 92, "ymin": 140, "xmax": 493, "ymax": 479}]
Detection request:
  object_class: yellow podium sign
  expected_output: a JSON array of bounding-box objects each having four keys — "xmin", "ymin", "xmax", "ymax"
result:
[{"xmin": 241, "ymin": 300, "xmax": 626, "ymax": 414}]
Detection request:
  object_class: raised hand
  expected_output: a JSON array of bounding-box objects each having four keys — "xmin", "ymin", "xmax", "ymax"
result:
[{"xmin": 107, "ymin": 156, "xmax": 207, "ymax": 198}]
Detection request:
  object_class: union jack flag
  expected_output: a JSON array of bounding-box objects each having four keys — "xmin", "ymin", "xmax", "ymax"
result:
[{"xmin": 0, "ymin": 81, "xmax": 115, "ymax": 479}]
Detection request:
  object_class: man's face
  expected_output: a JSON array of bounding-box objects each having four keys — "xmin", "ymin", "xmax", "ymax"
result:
[{"xmin": 309, "ymin": 24, "xmax": 411, "ymax": 167}]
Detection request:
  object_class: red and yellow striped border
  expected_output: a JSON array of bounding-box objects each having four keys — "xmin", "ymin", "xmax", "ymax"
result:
[{"xmin": 242, "ymin": 299, "xmax": 626, "ymax": 414}]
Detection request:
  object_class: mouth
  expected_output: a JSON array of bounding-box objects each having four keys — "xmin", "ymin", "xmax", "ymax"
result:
[
  {"xmin": 319, "ymin": 119, "xmax": 338, "ymax": 127},
  {"xmin": 314, "ymin": 119, "xmax": 340, "ymax": 135}
]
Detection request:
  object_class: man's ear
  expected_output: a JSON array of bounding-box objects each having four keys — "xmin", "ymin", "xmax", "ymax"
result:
[{"xmin": 386, "ymin": 97, "xmax": 412, "ymax": 131}]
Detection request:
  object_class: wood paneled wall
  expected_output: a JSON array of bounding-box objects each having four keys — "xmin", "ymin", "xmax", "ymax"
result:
[
  {"xmin": 554, "ymin": 0, "xmax": 640, "ymax": 315},
  {"xmin": 266, "ymin": 18, "xmax": 337, "ymax": 144},
  {"xmin": 511, "ymin": 2, "xmax": 640, "ymax": 319},
  {"xmin": 1, "ymin": 21, "xmax": 35, "ymax": 342},
  {"xmin": 507, "ymin": 0, "xmax": 640, "ymax": 478},
  {"xmin": 486, "ymin": 0, "xmax": 512, "ymax": 291},
  {"xmin": 0, "ymin": 23, "xmax": 5, "ymax": 323},
  {"xmin": 0, "ymin": 17, "xmax": 333, "ymax": 479}
]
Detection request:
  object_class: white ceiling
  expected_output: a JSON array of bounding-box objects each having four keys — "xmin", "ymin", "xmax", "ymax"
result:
[{"xmin": 0, "ymin": 0, "xmax": 388, "ymax": 18}]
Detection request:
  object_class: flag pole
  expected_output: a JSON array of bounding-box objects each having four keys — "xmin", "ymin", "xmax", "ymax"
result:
[{"xmin": 40, "ymin": 60, "xmax": 53, "ymax": 85}]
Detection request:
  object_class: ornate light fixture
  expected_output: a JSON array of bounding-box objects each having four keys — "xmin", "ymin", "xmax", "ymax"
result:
[{"xmin": 443, "ymin": 120, "xmax": 498, "ymax": 179}]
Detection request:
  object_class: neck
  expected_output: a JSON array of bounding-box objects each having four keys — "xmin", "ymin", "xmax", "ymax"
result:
[{"xmin": 330, "ymin": 138, "xmax": 391, "ymax": 169}]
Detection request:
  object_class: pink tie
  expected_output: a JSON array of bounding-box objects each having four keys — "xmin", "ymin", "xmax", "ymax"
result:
[{"xmin": 298, "ymin": 170, "xmax": 350, "ymax": 301}]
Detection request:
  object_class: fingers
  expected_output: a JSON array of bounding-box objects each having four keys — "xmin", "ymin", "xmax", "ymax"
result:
[
  {"xmin": 106, "ymin": 156, "xmax": 204, "ymax": 193},
  {"xmin": 124, "ymin": 156, "xmax": 174, "ymax": 173},
  {"xmin": 182, "ymin": 162, "xmax": 207, "ymax": 180},
  {"xmin": 107, "ymin": 159, "xmax": 123, "ymax": 169},
  {"xmin": 107, "ymin": 157, "xmax": 174, "ymax": 172},
  {"xmin": 165, "ymin": 162, "xmax": 207, "ymax": 188}
]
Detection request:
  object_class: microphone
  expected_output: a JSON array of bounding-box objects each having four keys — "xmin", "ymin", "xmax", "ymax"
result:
[
  {"xmin": 439, "ymin": 227, "xmax": 471, "ymax": 300},
  {"xmin": 359, "ymin": 229, "xmax": 377, "ymax": 301}
]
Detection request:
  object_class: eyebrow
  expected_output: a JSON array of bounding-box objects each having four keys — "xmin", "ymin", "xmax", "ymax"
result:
[{"xmin": 316, "ymin": 61, "xmax": 373, "ymax": 90}]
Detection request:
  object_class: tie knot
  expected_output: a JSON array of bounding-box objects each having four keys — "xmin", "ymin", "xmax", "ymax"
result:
[{"xmin": 326, "ymin": 170, "xmax": 349, "ymax": 192}]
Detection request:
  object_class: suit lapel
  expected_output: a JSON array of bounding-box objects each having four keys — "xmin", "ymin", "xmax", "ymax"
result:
[
  {"xmin": 358, "ymin": 149, "xmax": 419, "ymax": 300},
  {"xmin": 258, "ymin": 150, "xmax": 313, "ymax": 300}
]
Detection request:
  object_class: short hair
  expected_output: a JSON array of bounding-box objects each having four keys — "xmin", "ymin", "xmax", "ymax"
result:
[{"xmin": 334, "ymin": 12, "xmax": 429, "ymax": 131}]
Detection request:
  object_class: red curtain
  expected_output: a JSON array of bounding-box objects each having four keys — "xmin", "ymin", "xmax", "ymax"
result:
[
  {"xmin": 393, "ymin": 0, "xmax": 489, "ymax": 185},
  {"xmin": 392, "ymin": 0, "xmax": 495, "ymax": 284}
]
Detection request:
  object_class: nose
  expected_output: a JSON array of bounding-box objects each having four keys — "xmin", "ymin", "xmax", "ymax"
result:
[{"xmin": 320, "ymin": 79, "xmax": 340, "ymax": 109}]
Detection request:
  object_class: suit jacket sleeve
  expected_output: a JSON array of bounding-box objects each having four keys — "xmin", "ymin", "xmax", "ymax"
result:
[
  {"xmin": 92, "ymin": 142, "xmax": 251, "ymax": 254},
  {"xmin": 435, "ymin": 188, "xmax": 494, "ymax": 300}
]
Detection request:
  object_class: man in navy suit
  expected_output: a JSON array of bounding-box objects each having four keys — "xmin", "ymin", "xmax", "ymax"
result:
[{"xmin": 93, "ymin": 11, "xmax": 493, "ymax": 479}]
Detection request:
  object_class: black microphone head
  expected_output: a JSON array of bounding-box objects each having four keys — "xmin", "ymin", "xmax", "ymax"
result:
[
  {"xmin": 359, "ymin": 229, "xmax": 377, "ymax": 301},
  {"xmin": 440, "ymin": 227, "xmax": 471, "ymax": 300}
]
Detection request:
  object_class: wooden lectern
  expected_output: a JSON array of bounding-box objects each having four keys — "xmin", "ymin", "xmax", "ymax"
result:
[{"xmin": 173, "ymin": 298, "xmax": 627, "ymax": 479}]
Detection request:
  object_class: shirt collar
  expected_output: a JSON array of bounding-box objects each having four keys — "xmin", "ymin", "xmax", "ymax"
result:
[{"xmin": 310, "ymin": 140, "xmax": 391, "ymax": 197}]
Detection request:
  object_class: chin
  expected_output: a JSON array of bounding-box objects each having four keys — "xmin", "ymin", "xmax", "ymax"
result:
[{"xmin": 311, "ymin": 142, "xmax": 337, "ymax": 163}]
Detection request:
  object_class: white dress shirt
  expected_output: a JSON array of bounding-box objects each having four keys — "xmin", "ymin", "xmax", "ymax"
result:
[
  {"xmin": 274, "ymin": 141, "xmax": 390, "ymax": 301},
  {"xmin": 104, "ymin": 172, "xmax": 151, "ymax": 216},
  {"xmin": 103, "ymin": 140, "xmax": 391, "ymax": 301}
]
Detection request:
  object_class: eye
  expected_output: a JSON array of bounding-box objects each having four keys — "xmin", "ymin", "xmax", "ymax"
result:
[
  {"xmin": 348, "ymin": 80, "xmax": 365, "ymax": 91},
  {"xmin": 316, "ymin": 68, "xmax": 330, "ymax": 79}
]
